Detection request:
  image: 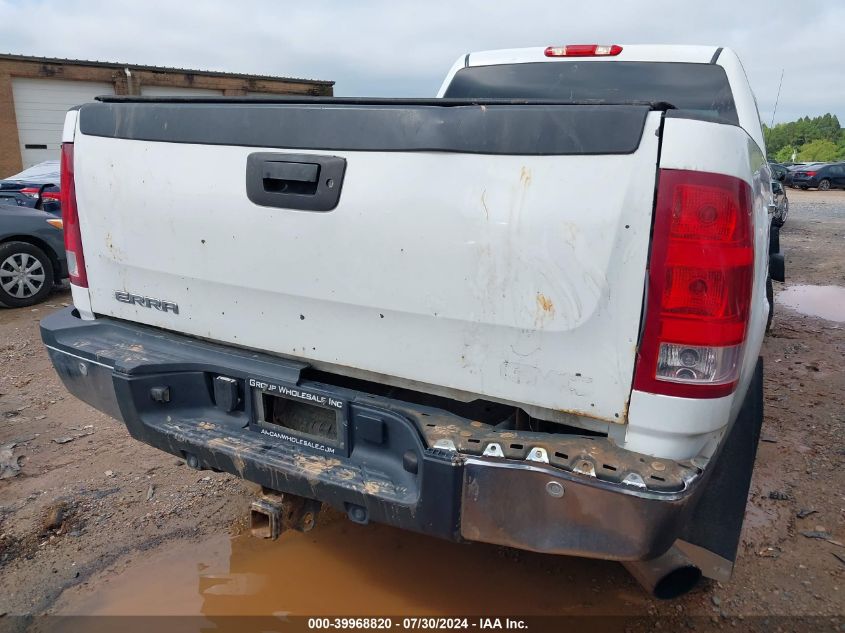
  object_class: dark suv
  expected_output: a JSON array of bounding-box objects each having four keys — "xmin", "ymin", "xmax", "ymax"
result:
[
  {"xmin": 791, "ymin": 163, "xmax": 845, "ymax": 191},
  {"xmin": 768, "ymin": 162, "xmax": 788, "ymax": 182}
]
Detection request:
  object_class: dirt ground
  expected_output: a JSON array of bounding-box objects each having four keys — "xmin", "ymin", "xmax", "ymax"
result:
[{"xmin": 0, "ymin": 189, "xmax": 843, "ymax": 629}]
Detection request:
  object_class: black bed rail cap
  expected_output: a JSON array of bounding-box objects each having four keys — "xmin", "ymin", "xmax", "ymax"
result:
[{"xmin": 79, "ymin": 99, "xmax": 662, "ymax": 156}]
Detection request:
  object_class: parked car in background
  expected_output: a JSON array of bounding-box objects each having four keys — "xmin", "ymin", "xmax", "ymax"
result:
[
  {"xmin": 0, "ymin": 202, "xmax": 66, "ymax": 307},
  {"xmin": 783, "ymin": 165, "xmax": 798, "ymax": 187},
  {"xmin": 18, "ymin": 185, "xmax": 61, "ymax": 205},
  {"xmin": 0, "ymin": 160, "xmax": 61, "ymax": 210},
  {"xmin": 768, "ymin": 162, "xmax": 788, "ymax": 182},
  {"xmin": 0, "ymin": 190, "xmax": 36, "ymax": 207},
  {"xmin": 771, "ymin": 179, "xmax": 788, "ymax": 227},
  {"xmin": 784, "ymin": 163, "xmax": 823, "ymax": 188},
  {"xmin": 791, "ymin": 163, "xmax": 845, "ymax": 191},
  {"xmin": 0, "ymin": 186, "xmax": 62, "ymax": 215}
]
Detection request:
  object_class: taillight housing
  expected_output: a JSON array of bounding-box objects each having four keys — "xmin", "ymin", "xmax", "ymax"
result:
[
  {"xmin": 804, "ymin": 171, "xmax": 817, "ymax": 177},
  {"xmin": 60, "ymin": 142, "xmax": 88, "ymax": 287},
  {"xmin": 633, "ymin": 169, "xmax": 754, "ymax": 398},
  {"xmin": 20, "ymin": 187, "xmax": 61, "ymax": 201},
  {"xmin": 544, "ymin": 44, "xmax": 622, "ymax": 57}
]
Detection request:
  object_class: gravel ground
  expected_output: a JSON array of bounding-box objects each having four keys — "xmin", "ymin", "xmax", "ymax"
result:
[{"xmin": 0, "ymin": 188, "xmax": 843, "ymax": 630}]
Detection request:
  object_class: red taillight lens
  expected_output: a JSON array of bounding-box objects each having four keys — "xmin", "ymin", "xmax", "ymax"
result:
[
  {"xmin": 805, "ymin": 171, "xmax": 817, "ymax": 177},
  {"xmin": 544, "ymin": 44, "xmax": 622, "ymax": 57},
  {"xmin": 633, "ymin": 169, "xmax": 754, "ymax": 398},
  {"xmin": 20, "ymin": 187, "xmax": 61, "ymax": 200},
  {"xmin": 60, "ymin": 142, "xmax": 88, "ymax": 287}
]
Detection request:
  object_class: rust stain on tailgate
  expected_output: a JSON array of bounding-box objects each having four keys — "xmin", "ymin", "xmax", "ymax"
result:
[
  {"xmin": 536, "ymin": 293, "xmax": 554, "ymax": 314},
  {"xmin": 519, "ymin": 166, "xmax": 532, "ymax": 188}
]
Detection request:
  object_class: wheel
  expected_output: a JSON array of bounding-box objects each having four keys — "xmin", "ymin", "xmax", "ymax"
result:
[
  {"xmin": 765, "ymin": 276, "xmax": 774, "ymax": 332},
  {"xmin": 818, "ymin": 178, "xmax": 831, "ymax": 191},
  {"xmin": 0, "ymin": 241, "xmax": 55, "ymax": 308},
  {"xmin": 772, "ymin": 197, "xmax": 788, "ymax": 227}
]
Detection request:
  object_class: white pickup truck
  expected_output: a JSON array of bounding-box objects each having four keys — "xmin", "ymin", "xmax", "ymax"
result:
[{"xmin": 42, "ymin": 44, "xmax": 779, "ymax": 598}]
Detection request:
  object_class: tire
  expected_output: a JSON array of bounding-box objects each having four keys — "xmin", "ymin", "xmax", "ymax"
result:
[
  {"xmin": 765, "ymin": 275, "xmax": 774, "ymax": 333},
  {"xmin": 772, "ymin": 197, "xmax": 788, "ymax": 227},
  {"xmin": 0, "ymin": 241, "xmax": 55, "ymax": 308},
  {"xmin": 818, "ymin": 178, "xmax": 831, "ymax": 191}
]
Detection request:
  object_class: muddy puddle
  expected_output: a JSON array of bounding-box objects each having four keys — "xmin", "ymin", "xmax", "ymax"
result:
[
  {"xmin": 776, "ymin": 284, "xmax": 845, "ymax": 322},
  {"xmin": 55, "ymin": 510, "xmax": 649, "ymax": 620}
]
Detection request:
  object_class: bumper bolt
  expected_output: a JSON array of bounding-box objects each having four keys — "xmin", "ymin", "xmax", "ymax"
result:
[{"xmin": 545, "ymin": 481, "xmax": 565, "ymax": 498}]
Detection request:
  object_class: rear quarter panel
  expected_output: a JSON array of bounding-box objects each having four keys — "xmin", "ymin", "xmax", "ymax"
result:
[{"xmin": 624, "ymin": 117, "xmax": 770, "ymax": 460}]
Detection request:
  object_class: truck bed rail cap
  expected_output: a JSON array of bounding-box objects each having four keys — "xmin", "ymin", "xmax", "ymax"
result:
[{"xmin": 78, "ymin": 101, "xmax": 656, "ymax": 156}]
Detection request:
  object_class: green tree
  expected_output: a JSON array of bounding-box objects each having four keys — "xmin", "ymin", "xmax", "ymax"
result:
[
  {"xmin": 797, "ymin": 139, "xmax": 839, "ymax": 162},
  {"xmin": 764, "ymin": 113, "xmax": 842, "ymax": 159},
  {"xmin": 774, "ymin": 145, "xmax": 797, "ymax": 163}
]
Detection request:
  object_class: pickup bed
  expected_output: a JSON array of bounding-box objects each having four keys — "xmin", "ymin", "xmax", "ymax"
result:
[{"xmin": 42, "ymin": 44, "xmax": 773, "ymax": 598}]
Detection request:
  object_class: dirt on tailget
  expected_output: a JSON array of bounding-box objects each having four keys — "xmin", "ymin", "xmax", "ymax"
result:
[{"xmin": 0, "ymin": 189, "xmax": 843, "ymax": 629}]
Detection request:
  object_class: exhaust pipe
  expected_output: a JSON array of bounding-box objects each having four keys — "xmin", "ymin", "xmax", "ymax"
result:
[{"xmin": 623, "ymin": 546, "xmax": 703, "ymax": 599}]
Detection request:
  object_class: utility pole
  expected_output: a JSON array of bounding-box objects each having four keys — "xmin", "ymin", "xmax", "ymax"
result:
[{"xmin": 770, "ymin": 69, "xmax": 785, "ymax": 128}]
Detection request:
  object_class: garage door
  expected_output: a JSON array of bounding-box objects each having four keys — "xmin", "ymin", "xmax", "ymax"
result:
[
  {"xmin": 12, "ymin": 78, "xmax": 114, "ymax": 168},
  {"xmin": 140, "ymin": 85, "xmax": 224, "ymax": 97}
]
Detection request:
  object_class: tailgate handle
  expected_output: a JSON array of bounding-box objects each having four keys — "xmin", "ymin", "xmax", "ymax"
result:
[
  {"xmin": 262, "ymin": 161, "xmax": 319, "ymax": 184},
  {"xmin": 247, "ymin": 152, "xmax": 346, "ymax": 212}
]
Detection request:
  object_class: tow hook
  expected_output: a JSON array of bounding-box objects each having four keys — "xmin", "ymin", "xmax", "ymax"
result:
[{"xmin": 250, "ymin": 488, "xmax": 321, "ymax": 539}]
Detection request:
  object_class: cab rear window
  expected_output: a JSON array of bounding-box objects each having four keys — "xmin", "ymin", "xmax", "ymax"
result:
[{"xmin": 444, "ymin": 61, "xmax": 738, "ymax": 124}]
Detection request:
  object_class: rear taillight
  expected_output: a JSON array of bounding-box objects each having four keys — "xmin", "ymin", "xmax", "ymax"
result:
[
  {"xmin": 805, "ymin": 171, "xmax": 817, "ymax": 177},
  {"xmin": 544, "ymin": 44, "xmax": 622, "ymax": 57},
  {"xmin": 60, "ymin": 142, "xmax": 88, "ymax": 287},
  {"xmin": 633, "ymin": 169, "xmax": 754, "ymax": 398},
  {"xmin": 20, "ymin": 187, "xmax": 61, "ymax": 200}
]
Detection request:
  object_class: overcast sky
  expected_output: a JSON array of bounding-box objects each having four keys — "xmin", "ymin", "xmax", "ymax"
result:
[{"xmin": 1, "ymin": 0, "xmax": 843, "ymax": 125}]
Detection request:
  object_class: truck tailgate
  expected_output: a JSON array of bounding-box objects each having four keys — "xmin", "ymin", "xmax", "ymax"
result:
[{"xmin": 72, "ymin": 100, "xmax": 662, "ymax": 422}]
